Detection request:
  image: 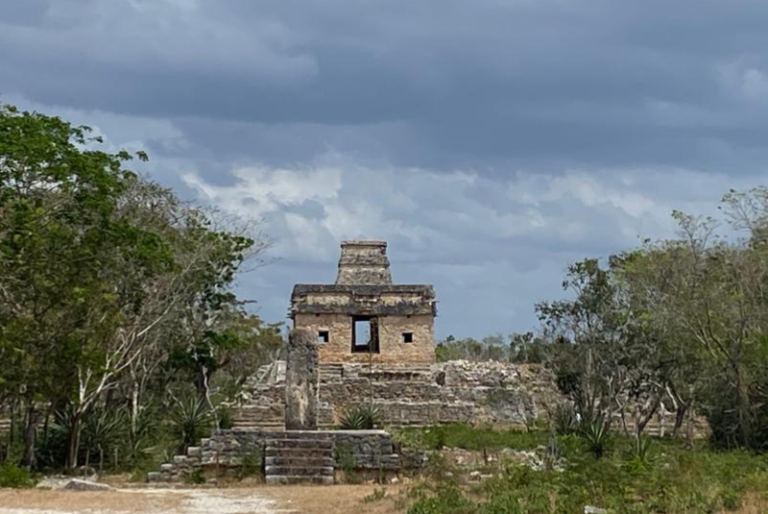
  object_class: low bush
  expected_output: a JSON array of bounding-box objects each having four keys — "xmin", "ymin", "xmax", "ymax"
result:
[
  {"xmin": 362, "ymin": 487, "xmax": 388, "ymax": 503},
  {"xmin": 186, "ymin": 467, "xmax": 206, "ymax": 485},
  {"xmin": 551, "ymin": 403, "xmax": 578, "ymax": 436},
  {"xmin": 399, "ymin": 424, "xmax": 768, "ymax": 514},
  {"xmin": 395, "ymin": 424, "xmax": 551, "ymax": 451},
  {"xmin": 236, "ymin": 447, "xmax": 263, "ymax": 480},
  {"xmin": 0, "ymin": 462, "xmax": 34, "ymax": 488}
]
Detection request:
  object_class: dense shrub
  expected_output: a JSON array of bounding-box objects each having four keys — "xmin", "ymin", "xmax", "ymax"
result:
[
  {"xmin": 399, "ymin": 425, "xmax": 768, "ymax": 514},
  {"xmin": 0, "ymin": 462, "xmax": 34, "ymax": 488}
]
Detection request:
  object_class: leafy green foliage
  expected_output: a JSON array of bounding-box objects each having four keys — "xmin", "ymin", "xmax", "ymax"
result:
[
  {"xmin": 551, "ymin": 403, "xmax": 579, "ymax": 436},
  {"xmin": 435, "ymin": 332, "xmax": 549, "ymax": 363},
  {"xmin": 403, "ymin": 426, "xmax": 768, "ymax": 514},
  {"xmin": 623, "ymin": 434, "xmax": 655, "ymax": 472},
  {"xmin": 236, "ymin": 446, "xmax": 263, "ymax": 480},
  {"xmin": 0, "ymin": 102, "xmax": 275, "ymax": 472},
  {"xmin": 0, "ymin": 462, "xmax": 34, "ymax": 488},
  {"xmin": 395, "ymin": 424, "xmax": 551, "ymax": 452},
  {"xmin": 186, "ymin": 467, "xmax": 206, "ymax": 485},
  {"xmin": 335, "ymin": 442, "xmax": 360, "ymax": 484}
]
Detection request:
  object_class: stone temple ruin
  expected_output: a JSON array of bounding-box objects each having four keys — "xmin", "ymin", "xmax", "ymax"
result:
[
  {"xmin": 148, "ymin": 239, "xmax": 705, "ymax": 484},
  {"xmin": 291, "ymin": 240, "xmax": 437, "ymax": 364},
  {"xmin": 149, "ymin": 240, "xmax": 564, "ymax": 484}
]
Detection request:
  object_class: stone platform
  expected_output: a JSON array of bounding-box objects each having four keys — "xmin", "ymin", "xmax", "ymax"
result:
[
  {"xmin": 234, "ymin": 360, "xmax": 562, "ymax": 431},
  {"xmin": 148, "ymin": 429, "xmax": 404, "ymax": 484}
]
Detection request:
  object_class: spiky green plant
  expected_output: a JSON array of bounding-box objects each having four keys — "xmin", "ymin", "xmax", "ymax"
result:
[
  {"xmin": 338, "ymin": 403, "xmax": 382, "ymax": 430},
  {"xmin": 81, "ymin": 405, "xmax": 128, "ymax": 471},
  {"xmin": 579, "ymin": 415, "xmax": 611, "ymax": 459},
  {"xmin": 623, "ymin": 433, "xmax": 655, "ymax": 472},
  {"xmin": 169, "ymin": 397, "xmax": 213, "ymax": 452}
]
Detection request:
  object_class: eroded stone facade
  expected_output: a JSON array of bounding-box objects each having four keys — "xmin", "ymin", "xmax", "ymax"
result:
[
  {"xmin": 235, "ymin": 360, "xmax": 564, "ymax": 430},
  {"xmin": 291, "ymin": 241, "xmax": 436, "ymax": 364}
]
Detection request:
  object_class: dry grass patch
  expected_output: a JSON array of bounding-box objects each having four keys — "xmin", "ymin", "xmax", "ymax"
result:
[
  {"xmin": 260, "ymin": 484, "xmax": 406, "ymax": 514},
  {"xmin": 0, "ymin": 489, "xmax": 182, "ymax": 513}
]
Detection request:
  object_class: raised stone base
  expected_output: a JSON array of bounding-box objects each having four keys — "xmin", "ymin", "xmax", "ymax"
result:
[
  {"xmin": 234, "ymin": 361, "xmax": 562, "ymax": 431},
  {"xmin": 147, "ymin": 429, "xmax": 405, "ymax": 485}
]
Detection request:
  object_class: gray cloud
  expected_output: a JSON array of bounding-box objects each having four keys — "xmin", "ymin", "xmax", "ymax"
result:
[{"xmin": 1, "ymin": 0, "xmax": 767, "ymax": 336}]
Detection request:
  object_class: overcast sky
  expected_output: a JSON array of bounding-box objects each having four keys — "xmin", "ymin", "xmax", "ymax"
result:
[{"xmin": 2, "ymin": 0, "xmax": 767, "ymax": 338}]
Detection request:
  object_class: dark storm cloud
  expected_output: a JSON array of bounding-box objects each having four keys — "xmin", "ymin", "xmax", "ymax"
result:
[
  {"xmin": 2, "ymin": 0, "xmax": 768, "ymax": 336},
  {"xmin": 3, "ymin": 0, "xmax": 768, "ymax": 172}
]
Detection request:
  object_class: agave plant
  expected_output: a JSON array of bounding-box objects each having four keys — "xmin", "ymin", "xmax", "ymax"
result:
[
  {"xmin": 338, "ymin": 403, "xmax": 382, "ymax": 430},
  {"xmin": 579, "ymin": 415, "xmax": 611, "ymax": 459},
  {"xmin": 81, "ymin": 405, "xmax": 128, "ymax": 471},
  {"xmin": 623, "ymin": 433, "xmax": 655, "ymax": 471},
  {"xmin": 551, "ymin": 403, "xmax": 579, "ymax": 436},
  {"xmin": 169, "ymin": 396, "xmax": 213, "ymax": 452}
]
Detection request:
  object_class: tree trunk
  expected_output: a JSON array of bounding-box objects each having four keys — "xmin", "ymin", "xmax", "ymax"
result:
[
  {"xmin": 67, "ymin": 412, "xmax": 82, "ymax": 470},
  {"xmin": 131, "ymin": 379, "xmax": 139, "ymax": 436},
  {"xmin": 22, "ymin": 403, "xmax": 37, "ymax": 469},
  {"xmin": 733, "ymin": 361, "xmax": 751, "ymax": 446},
  {"xmin": 636, "ymin": 393, "xmax": 662, "ymax": 437},
  {"xmin": 672, "ymin": 403, "xmax": 688, "ymax": 438}
]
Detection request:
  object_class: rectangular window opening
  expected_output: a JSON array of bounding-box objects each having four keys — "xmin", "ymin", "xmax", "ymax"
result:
[
  {"xmin": 403, "ymin": 332, "xmax": 414, "ymax": 343},
  {"xmin": 318, "ymin": 330, "xmax": 329, "ymax": 343},
  {"xmin": 351, "ymin": 316, "xmax": 379, "ymax": 353}
]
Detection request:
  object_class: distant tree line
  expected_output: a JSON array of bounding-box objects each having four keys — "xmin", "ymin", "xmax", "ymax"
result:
[
  {"xmin": 442, "ymin": 187, "xmax": 768, "ymax": 450},
  {"xmin": 537, "ymin": 190, "xmax": 768, "ymax": 449},
  {"xmin": 0, "ymin": 103, "xmax": 282, "ymax": 472},
  {"xmin": 435, "ymin": 333, "xmax": 549, "ymax": 364}
]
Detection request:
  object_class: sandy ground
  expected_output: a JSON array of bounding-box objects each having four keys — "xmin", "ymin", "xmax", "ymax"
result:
[{"xmin": 0, "ymin": 485, "xmax": 405, "ymax": 514}]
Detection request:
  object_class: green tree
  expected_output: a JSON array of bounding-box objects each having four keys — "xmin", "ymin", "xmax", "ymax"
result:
[{"xmin": 0, "ymin": 102, "xmax": 274, "ymax": 469}]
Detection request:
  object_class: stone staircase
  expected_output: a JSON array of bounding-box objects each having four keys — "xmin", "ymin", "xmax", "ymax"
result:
[
  {"xmin": 264, "ymin": 432, "xmax": 335, "ymax": 485},
  {"xmin": 233, "ymin": 404, "xmax": 285, "ymax": 431},
  {"xmin": 319, "ymin": 363, "xmax": 344, "ymax": 381}
]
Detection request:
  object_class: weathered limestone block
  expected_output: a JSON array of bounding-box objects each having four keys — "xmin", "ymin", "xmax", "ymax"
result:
[{"xmin": 285, "ymin": 328, "xmax": 319, "ymax": 430}]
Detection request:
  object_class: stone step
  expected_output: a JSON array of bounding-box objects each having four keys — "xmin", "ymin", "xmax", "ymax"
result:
[
  {"xmin": 234, "ymin": 421, "xmax": 285, "ymax": 428},
  {"xmin": 266, "ymin": 475, "xmax": 334, "ymax": 485},
  {"xmin": 265, "ymin": 456, "xmax": 335, "ymax": 467},
  {"xmin": 235, "ymin": 407, "xmax": 282, "ymax": 414},
  {"xmin": 265, "ymin": 465, "xmax": 334, "ymax": 477},
  {"xmin": 265, "ymin": 448, "xmax": 334, "ymax": 460},
  {"xmin": 234, "ymin": 418, "xmax": 284, "ymax": 425},
  {"xmin": 234, "ymin": 425, "xmax": 285, "ymax": 431},
  {"xmin": 269, "ymin": 431, "xmax": 333, "ymax": 440},
  {"xmin": 265, "ymin": 439, "xmax": 334, "ymax": 450}
]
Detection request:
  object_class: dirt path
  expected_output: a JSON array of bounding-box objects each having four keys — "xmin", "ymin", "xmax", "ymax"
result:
[
  {"xmin": 0, "ymin": 485, "xmax": 405, "ymax": 514},
  {"xmin": 0, "ymin": 488, "xmax": 294, "ymax": 514}
]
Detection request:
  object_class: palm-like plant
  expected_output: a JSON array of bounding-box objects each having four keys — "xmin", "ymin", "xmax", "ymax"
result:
[
  {"xmin": 338, "ymin": 404, "xmax": 382, "ymax": 430},
  {"xmin": 81, "ymin": 406, "xmax": 128, "ymax": 472},
  {"xmin": 624, "ymin": 433, "xmax": 655, "ymax": 471},
  {"xmin": 169, "ymin": 397, "xmax": 213, "ymax": 452},
  {"xmin": 579, "ymin": 415, "xmax": 611, "ymax": 459}
]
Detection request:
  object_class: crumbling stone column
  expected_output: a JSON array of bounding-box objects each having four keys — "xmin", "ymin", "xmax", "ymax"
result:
[{"xmin": 284, "ymin": 328, "xmax": 319, "ymax": 430}]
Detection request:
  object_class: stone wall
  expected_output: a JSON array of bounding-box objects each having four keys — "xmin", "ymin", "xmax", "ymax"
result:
[
  {"xmin": 235, "ymin": 361, "xmax": 563, "ymax": 430},
  {"xmin": 148, "ymin": 429, "xmax": 405, "ymax": 483},
  {"xmin": 234, "ymin": 360, "xmax": 709, "ymax": 436},
  {"xmin": 296, "ymin": 313, "xmax": 435, "ymax": 364}
]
